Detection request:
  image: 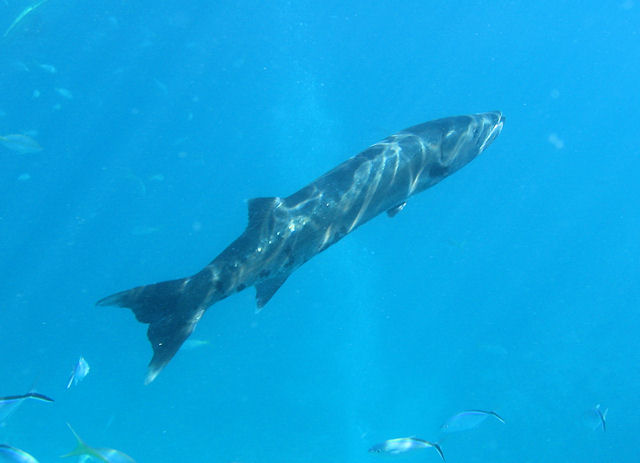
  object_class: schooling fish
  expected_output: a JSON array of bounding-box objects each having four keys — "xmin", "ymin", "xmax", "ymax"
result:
[
  {"xmin": 62, "ymin": 424, "xmax": 136, "ymax": 463},
  {"xmin": 440, "ymin": 409, "xmax": 505, "ymax": 433},
  {"xmin": 369, "ymin": 437, "xmax": 445, "ymax": 461},
  {"xmin": 98, "ymin": 112, "xmax": 505, "ymax": 383},
  {"xmin": 66, "ymin": 356, "xmax": 90, "ymax": 389},
  {"xmin": 0, "ymin": 392, "xmax": 53, "ymax": 423},
  {"xmin": 0, "ymin": 444, "xmax": 39, "ymax": 463}
]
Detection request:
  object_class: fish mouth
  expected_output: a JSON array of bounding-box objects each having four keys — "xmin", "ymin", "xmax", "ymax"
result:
[{"xmin": 478, "ymin": 111, "xmax": 504, "ymax": 153}]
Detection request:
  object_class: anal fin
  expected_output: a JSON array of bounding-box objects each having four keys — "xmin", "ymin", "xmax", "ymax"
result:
[
  {"xmin": 255, "ymin": 274, "xmax": 289, "ymax": 309},
  {"xmin": 387, "ymin": 202, "xmax": 406, "ymax": 217}
]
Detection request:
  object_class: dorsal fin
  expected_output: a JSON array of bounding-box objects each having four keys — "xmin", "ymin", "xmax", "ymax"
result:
[{"xmin": 248, "ymin": 197, "xmax": 279, "ymax": 227}]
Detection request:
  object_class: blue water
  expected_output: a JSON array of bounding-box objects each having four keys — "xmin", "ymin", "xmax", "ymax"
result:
[{"xmin": 1, "ymin": 1, "xmax": 638, "ymax": 462}]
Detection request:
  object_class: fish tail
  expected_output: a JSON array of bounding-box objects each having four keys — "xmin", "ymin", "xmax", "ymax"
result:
[
  {"xmin": 491, "ymin": 411, "xmax": 506, "ymax": 424},
  {"xmin": 97, "ymin": 275, "xmax": 209, "ymax": 384},
  {"xmin": 61, "ymin": 423, "xmax": 109, "ymax": 463},
  {"xmin": 432, "ymin": 442, "xmax": 446, "ymax": 463}
]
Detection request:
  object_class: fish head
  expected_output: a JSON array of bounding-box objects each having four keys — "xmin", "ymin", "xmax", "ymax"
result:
[{"xmin": 433, "ymin": 111, "xmax": 504, "ymax": 174}]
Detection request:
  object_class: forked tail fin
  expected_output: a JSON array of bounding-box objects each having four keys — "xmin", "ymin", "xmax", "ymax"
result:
[
  {"xmin": 97, "ymin": 276, "xmax": 205, "ymax": 384},
  {"xmin": 61, "ymin": 423, "xmax": 105, "ymax": 462}
]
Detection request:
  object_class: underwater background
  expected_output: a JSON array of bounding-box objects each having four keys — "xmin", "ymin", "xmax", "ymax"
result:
[{"xmin": 1, "ymin": 0, "xmax": 638, "ymax": 461}]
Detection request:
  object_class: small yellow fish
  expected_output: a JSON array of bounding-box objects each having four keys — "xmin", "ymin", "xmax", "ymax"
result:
[
  {"xmin": 62, "ymin": 423, "xmax": 136, "ymax": 463},
  {"xmin": 0, "ymin": 134, "xmax": 43, "ymax": 153}
]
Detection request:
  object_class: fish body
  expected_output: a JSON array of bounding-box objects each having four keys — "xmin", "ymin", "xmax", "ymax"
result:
[
  {"xmin": 98, "ymin": 111, "xmax": 504, "ymax": 383},
  {"xmin": 369, "ymin": 437, "xmax": 445, "ymax": 461},
  {"xmin": 67, "ymin": 356, "xmax": 90, "ymax": 389},
  {"xmin": 0, "ymin": 392, "xmax": 53, "ymax": 423},
  {"xmin": 440, "ymin": 409, "xmax": 505, "ymax": 433},
  {"xmin": 0, "ymin": 445, "xmax": 39, "ymax": 463},
  {"xmin": 0, "ymin": 134, "xmax": 42, "ymax": 154},
  {"xmin": 62, "ymin": 424, "xmax": 135, "ymax": 463}
]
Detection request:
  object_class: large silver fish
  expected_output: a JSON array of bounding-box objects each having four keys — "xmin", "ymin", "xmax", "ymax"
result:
[{"xmin": 98, "ymin": 112, "xmax": 505, "ymax": 383}]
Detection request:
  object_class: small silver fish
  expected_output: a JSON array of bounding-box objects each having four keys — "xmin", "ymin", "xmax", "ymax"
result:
[
  {"xmin": 440, "ymin": 409, "xmax": 505, "ymax": 433},
  {"xmin": 130, "ymin": 225, "xmax": 160, "ymax": 236},
  {"xmin": 584, "ymin": 404, "xmax": 608, "ymax": 432},
  {"xmin": 36, "ymin": 63, "xmax": 57, "ymax": 74},
  {"xmin": 55, "ymin": 87, "xmax": 73, "ymax": 99},
  {"xmin": 0, "ymin": 392, "xmax": 54, "ymax": 423},
  {"xmin": 2, "ymin": 0, "xmax": 48, "ymax": 38},
  {"xmin": 0, "ymin": 444, "xmax": 39, "ymax": 463},
  {"xmin": 369, "ymin": 437, "xmax": 445, "ymax": 461},
  {"xmin": 182, "ymin": 339, "xmax": 210, "ymax": 351},
  {"xmin": 0, "ymin": 134, "xmax": 42, "ymax": 154},
  {"xmin": 67, "ymin": 356, "xmax": 90, "ymax": 389}
]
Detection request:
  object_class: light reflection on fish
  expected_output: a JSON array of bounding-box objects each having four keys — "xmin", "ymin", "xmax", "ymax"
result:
[
  {"xmin": 584, "ymin": 404, "xmax": 607, "ymax": 432},
  {"xmin": 440, "ymin": 409, "xmax": 505, "ymax": 433},
  {"xmin": 62, "ymin": 424, "xmax": 136, "ymax": 463},
  {"xmin": 0, "ymin": 444, "xmax": 39, "ymax": 463},
  {"xmin": 0, "ymin": 134, "xmax": 42, "ymax": 154},
  {"xmin": 369, "ymin": 437, "xmax": 445, "ymax": 461},
  {"xmin": 0, "ymin": 392, "xmax": 53, "ymax": 423},
  {"xmin": 67, "ymin": 356, "xmax": 90, "ymax": 389}
]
